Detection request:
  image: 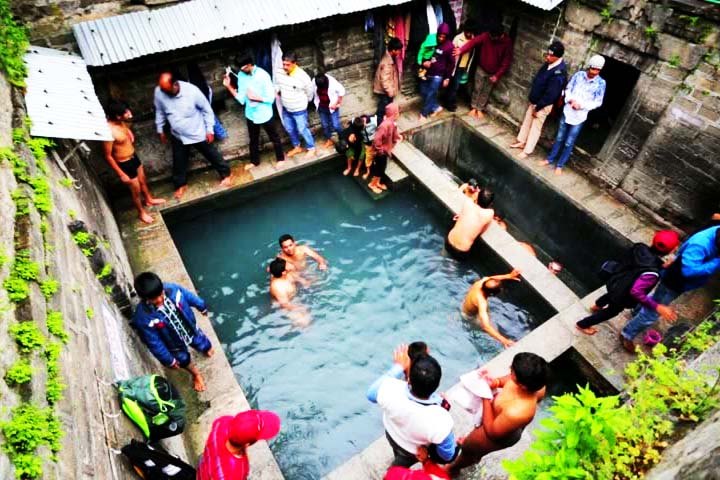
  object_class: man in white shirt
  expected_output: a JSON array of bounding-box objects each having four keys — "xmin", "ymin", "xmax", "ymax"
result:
[
  {"xmin": 539, "ymin": 55, "xmax": 606, "ymax": 174},
  {"xmin": 367, "ymin": 345, "xmax": 458, "ymax": 468},
  {"xmin": 274, "ymin": 52, "xmax": 316, "ymax": 157}
]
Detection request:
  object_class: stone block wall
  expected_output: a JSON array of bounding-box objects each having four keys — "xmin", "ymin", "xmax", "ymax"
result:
[
  {"xmin": 0, "ymin": 73, "xmax": 189, "ymax": 479},
  {"xmin": 465, "ymin": 0, "xmax": 720, "ymax": 229}
]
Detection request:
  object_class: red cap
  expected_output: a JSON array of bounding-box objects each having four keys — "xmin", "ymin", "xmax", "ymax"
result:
[
  {"xmin": 384, "ymin": 466, "xmax": 433, "ymax": 480},
  {"xmin": 228, "ymin": 410, "xmax": 281, "ymax": 446},
  {"xmin": 652, "ymin": 230, "xmax": 680, "ymax": 254}
]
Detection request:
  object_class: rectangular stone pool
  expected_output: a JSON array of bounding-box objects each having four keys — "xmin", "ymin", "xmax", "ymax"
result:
[
  {"xmin": 164, "ymin": 163, "xmax": 556, "ymax": 479},
  {"xmin": 409, "ymin": 118, "xmax": 631, "ymax": 296}
]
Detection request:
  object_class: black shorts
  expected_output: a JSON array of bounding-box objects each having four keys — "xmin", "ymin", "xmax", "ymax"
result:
[
  {"xmin": 445, "ymin": 235, "xmax": 471, "ymax": 261},
  {"xmin": 118, "ymin": 155, "xmax": 142, "ymax": 179},
  {"xmin": 371, "ymin": 153, "xmax": 388, "ymax": 177}
]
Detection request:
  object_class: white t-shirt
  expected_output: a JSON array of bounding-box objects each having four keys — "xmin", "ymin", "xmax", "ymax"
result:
[{"xmin": 377, "ymin": 378, "xmax": 454, "ymax": 454}]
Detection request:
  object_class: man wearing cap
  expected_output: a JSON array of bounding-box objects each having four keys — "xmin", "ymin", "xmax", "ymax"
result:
[
  {"xmin": 539, "ymin": 55, "xmax": 606, "ymax": 174},
  {"xmin": 197, "ymin": 410, "xmax": 281, "ymax": 480},
  {"xmin": 510, "ymin": 41, "xmax": 567, "ymax": 159},
  {"xmin": 154, "ymin": 72, "xmax": 233, "ymax": 199},
  {"xmin": 575, "ymin": 231, "xmax": 680, "ymax": 336},
  {"xmin": 223, "ymin": 56, "xmax": 285, "ymax": 170},
  {"xmin": 621, "ymin": 225, "xmax": 720, "ymax": 351}
]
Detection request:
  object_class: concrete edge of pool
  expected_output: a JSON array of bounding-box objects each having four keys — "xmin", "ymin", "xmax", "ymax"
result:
[{"xmin": 116, "ymin": 112, "xmax": 656, "ymax": 480}]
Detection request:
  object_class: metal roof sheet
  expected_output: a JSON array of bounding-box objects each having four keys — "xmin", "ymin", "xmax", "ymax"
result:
[
  {"xmin": 24, "ymin": 46, "xmax": 113, "ymax": 141},
  {"xmin": 73, "ymin": 0, "xmax": 411, "ymax": 66},
  {"xmin": 518, "ymin": 0, "xmax": 564, "ymax": 10}
]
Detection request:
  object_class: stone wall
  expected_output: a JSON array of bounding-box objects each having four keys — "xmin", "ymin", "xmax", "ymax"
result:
[
  {"xmin": 0, "ymin": 72, "xmax": 190, "ymax": 479},
  {"xmin": 467, "ymin": 0, "xmax": 720, "ymax": 229}
]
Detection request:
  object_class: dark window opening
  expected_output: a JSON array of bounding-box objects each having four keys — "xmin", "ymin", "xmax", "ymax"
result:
[{"xmin": 575, "ymin": 56, "xmax": 641, "ymax": 155}]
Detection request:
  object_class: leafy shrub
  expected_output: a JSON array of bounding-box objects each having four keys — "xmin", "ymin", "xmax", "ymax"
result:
[
  {"xmin": 4, "ymin": 359, "xmax": 33, "ymax": 386},
  {"xmin": 39, "ymin": 278, "xmax": 59, "ymax": 299},
  {"xmin": 9, "ymin": 322, "xmax": 45, "ymax": 353},
  {"xmin": 0, "ymin": 0, "xmax": 29, "ymax": 87},
  {"xmin": 46, "ymin": 310, "xmax": 69, "ymax": 343}
]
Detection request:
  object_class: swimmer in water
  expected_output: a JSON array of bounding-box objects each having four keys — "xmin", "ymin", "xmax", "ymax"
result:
[
  {"xmin": 278, "ymin": 234, "xmax": 328, "ymax": 271},
  {"xmin": 461, "ymin": 269, "xmax": 522, "ymax": 348},
  {"xmin": 269, "ymin": 257, "xmax": 310, "ymax": 326}
]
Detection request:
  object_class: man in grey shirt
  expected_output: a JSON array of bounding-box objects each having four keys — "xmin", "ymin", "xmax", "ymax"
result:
[
  {"xmin": 155, "ymin": 72, "xmax": 232, "ymax": 199},
  {"xmin": 274, "ymin": 52, "xmax": 315, "ymax": 158}
]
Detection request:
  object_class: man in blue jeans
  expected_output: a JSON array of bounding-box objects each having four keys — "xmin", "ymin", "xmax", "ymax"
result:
[
  {"xmin": 538, "ymin": 54, "xmax": 606, "ymax": 175},
  {"xmin": 313, "ymin": 72, "xmax": 345, "ymax": 148},
  {"xmin": 621, "ymin": 225, "xmax": 720, "ymax": 352},
  {"xmin": 275, "ymin": 52, "xmax": 315, "ymax": 157}
]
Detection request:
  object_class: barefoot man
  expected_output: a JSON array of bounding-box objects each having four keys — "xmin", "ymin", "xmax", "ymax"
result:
[
  {"xmin": 104, "ymin": 100, "xmax": 165, "ymax": 223},
  {"xmin": 132, "ymin": 272, "xmax": 215, "ymax": 392},
  {"xmin": 278, "ymin": 234, "xmax": 328, "ymax": 271},
  {"xmin": 445, "ymin": 186, "xmax": 495, "ymax": 261},
  {"xmin": 448, "ymin": 353, "xmax": 548, "ymax": 477},
  {"xmin": 269, "ymin": 257, "xmax": 310, "ymax": 327},
  {"xmin": 462, "ymin": 269, "xmax": 521, "ymax": 348}
]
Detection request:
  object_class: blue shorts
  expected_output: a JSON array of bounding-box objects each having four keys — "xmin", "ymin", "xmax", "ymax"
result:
[{"xmin": 173, "ymin": 329, "xmax": 212, "ymax": 368}]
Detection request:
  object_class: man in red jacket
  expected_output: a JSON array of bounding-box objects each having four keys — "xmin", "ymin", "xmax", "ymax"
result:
[{"xmin": 453, "ymin": 25, "xmax": 513, "ymax": 119}]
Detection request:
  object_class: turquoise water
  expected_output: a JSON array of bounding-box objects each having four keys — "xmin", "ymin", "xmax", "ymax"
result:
[{"xmin": 168, "ymin": 171, "xmax": 546, "ymax": 478}]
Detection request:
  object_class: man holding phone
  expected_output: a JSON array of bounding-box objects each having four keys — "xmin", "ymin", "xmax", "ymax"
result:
[{"xmin": 223, "ymin": 55, "xmax": 285, "ymax": 169}]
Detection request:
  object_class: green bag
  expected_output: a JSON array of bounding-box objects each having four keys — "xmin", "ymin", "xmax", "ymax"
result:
[{"xmin": 117, "ymin": 375, "xmax": 186, "ymax": 441}]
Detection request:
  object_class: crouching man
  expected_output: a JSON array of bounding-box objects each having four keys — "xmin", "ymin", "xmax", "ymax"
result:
[
  {"xmin": 132, "ymin": 272, "xmax": 215, "ymax": 392},
  {"xmin": 368, "ymin": 345, "xmax": 459, "ymax": 468}
]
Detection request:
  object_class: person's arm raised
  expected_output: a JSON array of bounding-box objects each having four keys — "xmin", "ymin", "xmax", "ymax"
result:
[{"xmin": 476, "ymin": 292, "xmax": 515, "ymax": 348}]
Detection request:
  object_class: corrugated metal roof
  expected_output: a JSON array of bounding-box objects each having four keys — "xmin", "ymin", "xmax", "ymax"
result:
[
  {"xmin": 518, "ymin": 0, "xmax": 564, "ymax": 10},
  {"xmin": 24, "ymin": 46, "xmax": 113, "ymax": 141},
  {"xmin": 74, "ymin": 0, "xmax": 411, "ymax": 67}
]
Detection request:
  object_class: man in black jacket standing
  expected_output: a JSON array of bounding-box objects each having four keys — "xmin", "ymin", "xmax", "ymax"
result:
[{"xmin": 510, "ymin": 41, "xmax": 567, "ymax": 159}]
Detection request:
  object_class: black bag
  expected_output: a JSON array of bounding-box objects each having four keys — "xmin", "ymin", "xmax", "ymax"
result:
[
  {"xmin": 598, "ymin": 260, "xmax": 622, "ymax": 282},
  {"xmin": 604, "ymin": 244, "xmax": 661, "ymax": 306},
  {"xmin": 121, "ymin": 439, "xmax": 195, "ymax": 480}
]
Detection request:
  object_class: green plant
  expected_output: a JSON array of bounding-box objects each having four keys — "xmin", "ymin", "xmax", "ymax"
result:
[
  {"xmin": 504, "ymin": 386, "xmax": 625, "ymax": 479},
  {"xmin": 46, "ymin": 310, "xmax": 69, "ymax": 343},
  {"xmin": 68, "ymin": 209, "xmax": 77, "ymax": 220},
  {"xmin": 58, "ymin": 177, "xmax": 74, "ymax": 188},
  {"xmin": 4, "ymin": 359, "xmax": 33, "ymax": 386},
  {"xmin": 72, "ymin": 231, "xmax": 93, "ymax": 246},
  {"xmin": 4, "ymin": 251, "xmax": 39, "ymax": 303},
  {"xmin": 12, "ymin": 251, "xmax": 39, "ymax": 281},
  {"xmin": 679, "ymin": 15, "xmax": 700, "ymax": 27},
  {"xmin": 104, "ymin": 285, "xmax": 114, "ymax": 295},
  {"xmin": 97, "ymin": 263, "xmax": 113, "ymax": 280},
  {"xmin": 645, "ymin": 26, "xmax": 658, "ymax": 39},
  {"xmin": 86, "ymin": 307, "xmax": 94, "ymax": 319},
  {"xmin": 9, "ymin": 322, "xmax": 45, "ymax": 353},
  {"xmin": 504, "ymin": 344, "xmax": 720, "ymax": 479},
  {"xmin": 0, "ymin": 247, "xmax": 7, "ymax": 267},
  {"xmin": 0, "ymin": 0, "xmax": 28, "ymax": 87},
  {"xmin": 1, "ymin": 403, "xmax": 64, "ymax": 478},
  {"xmin": 679, "ymin": 319, "xmax": 720, "ymax": 356},
  {"xmin": 11, "ymin": 189, "xmax": 30, "ymax": 217},
  {"xmin": 25, "ymin": 137, "xmax": 54, "ymax": 163},
  {"xmin": 39, "ymin": 278, "xmax": 59, "ymax": 299},
  {"xmin": 3, "ymin": 276, "xmax": 29, "ymax": 303},
  {"xmin": 44, "ymin": 342, "xmax": 65, "ymax": 404},
  {"xmin": 1, "ymin": 147, "xmax": 29, "ymax": 183},
  {"xmin": 29, "ymin": 175, "xmax": 52, "ymax": 215},
  {"xmin": 669, "ymin": 54, "xmax": 681, "ymax": 68}
]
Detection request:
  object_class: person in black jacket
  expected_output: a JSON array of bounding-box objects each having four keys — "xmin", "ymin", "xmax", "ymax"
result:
[{"xmin": 510, "ymin": 41, "xmax": 567, "ymax": 159}]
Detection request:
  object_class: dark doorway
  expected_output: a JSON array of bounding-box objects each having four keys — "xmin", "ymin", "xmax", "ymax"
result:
[{"xmin": 575, "ymin": 56, "xmax": 641, "ymax": 155}]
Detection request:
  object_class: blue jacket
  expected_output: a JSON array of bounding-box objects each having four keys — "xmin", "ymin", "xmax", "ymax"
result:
[
  {"xmin": 131, "ymin": 283, "xmax": 207, "ymax": 366},
  {"xmin": 528, "ymin": 60, "xmax": 567, "ymax": 110},
  {"xmin": 663, "ymin": 226, "xmax": 720, "ymax": 292}
]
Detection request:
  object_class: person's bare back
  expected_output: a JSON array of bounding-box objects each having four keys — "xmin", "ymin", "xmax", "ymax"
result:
[
  {"xmin": 448, "ymin": 197, "xmax": 494, "ymax": 252},
  {"xmin": 270, "ymin": 276, "xmax": 297, "ymax": 305},
  {"xmin": 461, "ymin": 270, "xmax": 521, "ymax": 348}
]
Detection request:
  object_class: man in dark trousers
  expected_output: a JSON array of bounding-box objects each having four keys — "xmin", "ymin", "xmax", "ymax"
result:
[
  {"xmin": 510, "ymin": 41, "xmax": 567, "ymax": 159},
  {"xmin": 154, "ymin": 72, "xmax": 232, "ymax": 199},
  {"xmin": 418, "ymin": 23, "xmax": 455, "ymax": 120},
  {"xmin": 452, "ymin": 24, "xmax": 513, "ymax": 118}
]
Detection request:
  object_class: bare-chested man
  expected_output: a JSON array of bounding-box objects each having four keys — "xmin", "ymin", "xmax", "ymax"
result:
[
  {"xmin": 462, "ymin": 269, "xmax": 521, "ymax": 348},
  {"xmin": 269, "ymin": 257, "xmax": 310, "ymax": 327},
  {"xmin": 278, "ymin": 234, "xmax": 328, "ymax": 271},
  {"xmin": 103, "ymin": 100, "xmax": 165, "ymax": 223},
  {"xmin": 448, "ymin": 352, "xmax": 548, "ymax": 477},
  {"xmin": 446, "ymin": 186, "xmax": 494, "ymax": 261}
]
